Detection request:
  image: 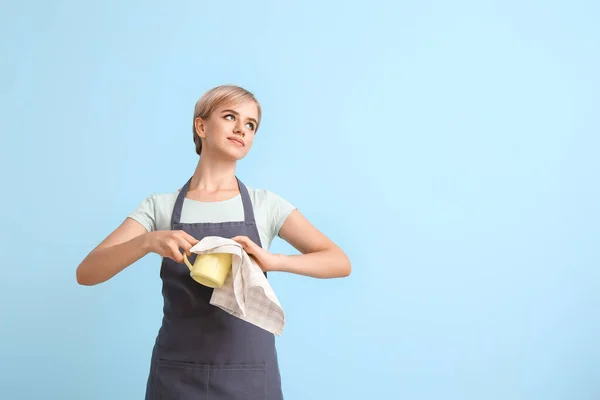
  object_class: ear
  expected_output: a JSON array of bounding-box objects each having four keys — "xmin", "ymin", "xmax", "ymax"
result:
[{"xmin": 194, "ymin": 117, "xmax": 206, "ymax": 138}]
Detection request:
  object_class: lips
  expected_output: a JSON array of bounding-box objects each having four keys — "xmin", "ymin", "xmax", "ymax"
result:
[{"xmin": 227, "ymin": 137, "xmax": 245, "ymax": 146}]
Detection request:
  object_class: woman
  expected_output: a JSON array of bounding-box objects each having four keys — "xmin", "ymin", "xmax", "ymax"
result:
[{"xmin": 76, "ymin": 84, "xmax": 351, "ymax": 399}]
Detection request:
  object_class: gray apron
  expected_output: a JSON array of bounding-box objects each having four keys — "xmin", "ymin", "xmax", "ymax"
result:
[{"xmin": 145, "ymin": 177, "xmax": 283, "ymax": 400}]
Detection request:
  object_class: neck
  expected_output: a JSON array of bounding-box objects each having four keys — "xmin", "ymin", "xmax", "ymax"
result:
[{"xmin": 189, "ymin": 153, "xmax": 238, "ymax": 192}]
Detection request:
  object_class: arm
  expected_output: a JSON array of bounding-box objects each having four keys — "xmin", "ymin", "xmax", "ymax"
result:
[
  {"xmin": 233, "ymin": 210, "xmax": 351, "ymax": 279},
  {"xmin": 276, "ymin": 209, "xmax": 351, "ymax": 278},
  {"xmin": 76, "ymin": 218, "xmax": 151, "ymax": 285},
  {"xmin": 76, "ymin": 218, "xmax": 198, "ymax": 286}
]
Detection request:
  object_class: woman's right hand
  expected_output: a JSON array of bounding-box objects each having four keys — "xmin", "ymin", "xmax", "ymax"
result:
[
  {"xmin": 144, "ymin": 230, "xmax": 199, "ymax": 263},
  {"xmin": 77, "ymin": 219, "xmax": 200, "ymax": 286}
]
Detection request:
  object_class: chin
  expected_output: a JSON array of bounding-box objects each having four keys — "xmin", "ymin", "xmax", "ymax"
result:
[{"xmin": 221, "ymin": 148, "xmax": 249, "ymax": 161}]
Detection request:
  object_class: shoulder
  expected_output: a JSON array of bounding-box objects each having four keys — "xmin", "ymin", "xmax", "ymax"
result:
[
  {"xmin": 246, "ymin": 185, "xmax": 297, "ymax": 238},
  {"xmin": 150, "ymin": 191, "xmax": 179, "ymax": 204},
  {"xmin": 137, "ymin": 191, "xmax": 179, "ymax": 212},
  {"xmin": 127, "ymin": 191, "xmax": 179, "ymax": 232},
  {"xmin": 246, "ymin": 186, "xmax": 292, "ymax": 207}
]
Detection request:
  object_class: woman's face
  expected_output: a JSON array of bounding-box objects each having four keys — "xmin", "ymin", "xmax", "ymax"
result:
[{"xmin": 196, "ymin": 100, "xmax": 259, "ymax": 160}]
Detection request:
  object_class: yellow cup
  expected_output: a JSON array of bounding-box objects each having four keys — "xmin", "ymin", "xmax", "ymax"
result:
[{"xmin": 183, "ymin": 253, "xmax": 233, "ymax": 288}]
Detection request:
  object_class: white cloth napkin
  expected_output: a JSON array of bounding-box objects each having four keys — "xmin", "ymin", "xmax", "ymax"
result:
[{"xmin": 188, "ymin": 236, "xmax": 285, "ymax": 336}]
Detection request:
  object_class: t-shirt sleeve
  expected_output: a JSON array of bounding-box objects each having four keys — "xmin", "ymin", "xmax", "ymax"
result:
[
  {"xmin": 127, "ymin": 194, "xmax": 158, "ymax": 232},
  {"xmin": 264, "ymin": 190, "xmax": 297, "ymax": 239}
]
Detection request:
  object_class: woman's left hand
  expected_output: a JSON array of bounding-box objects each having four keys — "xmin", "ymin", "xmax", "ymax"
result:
[{"xmin": 232, "ymin": 236, "xmax": 281, "ymax": 272}]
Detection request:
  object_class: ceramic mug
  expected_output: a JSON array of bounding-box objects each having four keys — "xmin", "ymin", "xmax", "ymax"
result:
[{"xmin": 183, "ymin": 253, "xmax": 233, "ymax": 288}]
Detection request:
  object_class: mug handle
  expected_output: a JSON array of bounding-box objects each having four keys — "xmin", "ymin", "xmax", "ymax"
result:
[{"xmin": 183, "ymin": 253, "xmax": 193, "ymax": 271}]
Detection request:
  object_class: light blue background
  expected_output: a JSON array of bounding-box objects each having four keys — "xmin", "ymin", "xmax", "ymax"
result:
[{"xmin": 1, "ymin": 0, "xmax": 599, "ymax": 399}]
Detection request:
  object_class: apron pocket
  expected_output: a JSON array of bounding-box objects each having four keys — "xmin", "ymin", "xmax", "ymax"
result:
[
  {"xmin": 208, "ymin": 363, "xmax": 267, "ymax": 400},
  {"xmin": 153, "ymin": 359, "xmax": 209, "ymax": 400}
]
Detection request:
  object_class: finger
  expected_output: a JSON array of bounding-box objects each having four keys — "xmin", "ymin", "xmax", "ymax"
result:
[
  {"xmin": 175, "ymin": 236, "xmax": 193, "ymax": 256},
  {"xmin": 232, "ymin": 235, "xmax": 251, "ymax": 244},
  {"xmin": 243, "ymin": 236, "xmax": 258, "ymax": 250},
  {"xmin": 232, "ymin": 238, "xmax": 247, "ymax": 253},
  {"xmin": 171, "ymin": 231, "xmax": 197, "ymax": 254},
  {"xmin": 169, "ymin": 243, "xmax": 184, "ymax": 263},
  {"xmin": 177, "ymin": 230, "xmax": 199, "ymax": 245},
  {"xmin": 232, "ymin": 236, "xmax": 249, "ymax": 248},
  {"xmin": 233, "ymin": 236, "xmax": 257, "ymax": 254}
]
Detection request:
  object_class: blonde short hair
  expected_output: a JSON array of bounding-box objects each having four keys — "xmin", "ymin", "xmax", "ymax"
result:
[{"xmin": 192, "ymin": 85, "xmax": 262, "ymax": 155}]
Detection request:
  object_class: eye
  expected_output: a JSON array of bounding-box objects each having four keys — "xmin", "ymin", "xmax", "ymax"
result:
[{"xmin": 223, "ymin": 113, "xmax": 255, "ymax": 131}]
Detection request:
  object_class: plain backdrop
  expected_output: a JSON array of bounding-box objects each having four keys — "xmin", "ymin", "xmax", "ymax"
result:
[{"xmin": 1, "ymin": 0, "xmax": 599, "ymax": 399}]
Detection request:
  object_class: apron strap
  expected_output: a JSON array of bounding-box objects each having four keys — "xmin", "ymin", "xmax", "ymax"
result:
[
  {"xmin": 237, "ymin": 178, "xmax": 256, "ymax": 225},
  {"xmin": 171, "ymin": 177, "xmax": 192, "ymax": 228}
]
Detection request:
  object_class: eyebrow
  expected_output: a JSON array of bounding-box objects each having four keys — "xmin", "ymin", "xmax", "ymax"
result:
[{"xmin": 221, "ymin": 109, "xmax": 258, "ymax": 126}]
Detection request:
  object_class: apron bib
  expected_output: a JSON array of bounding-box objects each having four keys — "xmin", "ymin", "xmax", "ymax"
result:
[{"xmin": 145, "ymin": 177, "xmax": 283, "ymax": 400}]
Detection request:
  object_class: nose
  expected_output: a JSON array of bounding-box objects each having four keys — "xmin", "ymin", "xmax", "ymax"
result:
[{"xmin": 233, "ymin": 122, "xmax": 245, "ymax": 136}]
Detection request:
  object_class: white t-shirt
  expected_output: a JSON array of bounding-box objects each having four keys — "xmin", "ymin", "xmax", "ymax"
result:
[{"xmin": 127, "ymin": 187, "xmax": 296, "ymax": 250}]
